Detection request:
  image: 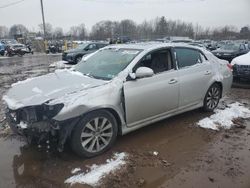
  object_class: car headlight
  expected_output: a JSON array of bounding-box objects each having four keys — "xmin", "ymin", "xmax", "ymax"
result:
[
  {"xmin": 67, "ymin": 53, "xmax": 75, "ymax": 57},
  {"xmin": 43, "ymin": 103, "xmax": 64, "ymax": 118}
]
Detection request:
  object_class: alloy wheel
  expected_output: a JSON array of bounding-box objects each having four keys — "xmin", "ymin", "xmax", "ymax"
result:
[
  {"xmin": 80, "ymin": 117, "xmax": 113, "ymax": 153},
  {"xmin": 206, "ymin": 86, "xmax": 220, "ymax": 110}
]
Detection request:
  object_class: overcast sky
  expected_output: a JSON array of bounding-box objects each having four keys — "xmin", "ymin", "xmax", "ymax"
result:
[{"xmin": 0, "ymin": 0, "xmax": 249, "ymax": 32}]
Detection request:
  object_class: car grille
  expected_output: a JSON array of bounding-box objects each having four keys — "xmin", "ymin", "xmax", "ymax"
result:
[
  {"xmin": 236, "ymin": 65, "xmax": 250, "ymax": 70},
  {"xmin": 233, "ymin": 65, "xmax": 250, "ymax": 77}
]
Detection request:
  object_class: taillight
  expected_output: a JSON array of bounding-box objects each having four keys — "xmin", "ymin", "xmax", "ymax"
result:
[{"xmin": 227, "ymin": 64, "xmax": 233, "ymax": 71}]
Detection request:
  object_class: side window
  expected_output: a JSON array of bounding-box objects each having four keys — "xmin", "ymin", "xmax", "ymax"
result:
[
  {"xmin": 134, "ymin": 49, "xmax": 173, "ymax": 74},
  {"xmin": 88, "ymin": 44, "xmax": 97, "ymax": 50},
  {"xmin": 97, "ymin": 44, "xmax": 107, "ymax": 49},
  {"xmin": 239, "ymin": 44, "xmax": 246, "ymax": 50},
  {"xmin": 175, "ymin": 48, "xmax": 202, "ymax": 68}
]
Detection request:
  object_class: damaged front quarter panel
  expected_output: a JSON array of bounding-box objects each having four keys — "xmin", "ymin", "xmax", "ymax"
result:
[{"xmin": 2, "ymin": 70, "xmax": 127, "ymax": 152}]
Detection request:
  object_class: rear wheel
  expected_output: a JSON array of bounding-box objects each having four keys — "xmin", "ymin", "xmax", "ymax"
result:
[
  {"xmin": 203, "ymin": 83, "xmax": 221, "ymax": 112},
  {"xmin": 71, "ymin": 110, "xmax": 118, "ymax": 157}
]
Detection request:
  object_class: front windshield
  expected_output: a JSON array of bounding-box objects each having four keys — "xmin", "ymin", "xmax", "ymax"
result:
[
  {"xmin": 75, "ymin": 43, "xmax": 89, "ymax": 50},
  {"xmin": 75, "ymin": 48, "xmax": 141, "ymax": 80},
  {"xmin": 220, "ymin": 43, "xmax": 239, "ymax": 51}
]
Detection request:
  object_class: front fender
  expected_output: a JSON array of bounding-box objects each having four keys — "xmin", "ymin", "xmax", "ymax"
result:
[{"xmin": 53, "ymin": 104, "xmax": 125, "ymax": 126}]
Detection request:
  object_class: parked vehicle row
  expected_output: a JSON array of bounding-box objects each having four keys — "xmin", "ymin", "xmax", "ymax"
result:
[
  {"xmin": 62, "ymin": 42, "xmax": 108, "ymax": 64},
  {"xmin": 212, "ymin": 43, "xmax": 249, "ymax": 62},
  {"xmin": 0, "ymin": 39, "xmax": 33, "ymax": 57},
  {"xmin": 3, "ymin": 43, "xmax": 233, "ymax": 157}
]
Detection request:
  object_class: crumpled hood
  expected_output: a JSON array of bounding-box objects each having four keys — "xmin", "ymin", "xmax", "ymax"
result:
[{"xmin": 2, "ymin": 69, "xmax": 107, "ymax": 110}]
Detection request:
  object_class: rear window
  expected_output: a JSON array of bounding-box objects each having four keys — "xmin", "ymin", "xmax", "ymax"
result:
[{"xmin": 175, "ymin": 48, "xmax": 202, "ymax": 68}]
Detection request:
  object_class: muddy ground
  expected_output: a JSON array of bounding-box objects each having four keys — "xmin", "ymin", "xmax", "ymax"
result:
[{"xmin": 0, "ymin": 55, "xmax": 250, "ymax": 188}]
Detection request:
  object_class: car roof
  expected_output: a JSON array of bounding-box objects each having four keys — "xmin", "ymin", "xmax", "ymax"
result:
[{"xmin": 106, "ymin": 42, "xmax": 204, "ymax": 51}]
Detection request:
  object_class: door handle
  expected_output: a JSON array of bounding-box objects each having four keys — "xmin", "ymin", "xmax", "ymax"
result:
[
  {"xmin": 205, "ymin": 71, "xmax": 211, "ymax": 75},
  {"xmin": 168, "ymin": 79, "xmax": 178, "ymax": 84}
]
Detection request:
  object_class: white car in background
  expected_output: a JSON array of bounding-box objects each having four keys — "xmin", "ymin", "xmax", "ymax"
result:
[{"xmin": 231, "ymin": 52, "xmax": 250, "ymax": 80}]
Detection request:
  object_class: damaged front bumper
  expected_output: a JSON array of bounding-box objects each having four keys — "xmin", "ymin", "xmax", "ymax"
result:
[{"xmin": 5, "ymin": 106, "xmax": 78, "ymax": 152}]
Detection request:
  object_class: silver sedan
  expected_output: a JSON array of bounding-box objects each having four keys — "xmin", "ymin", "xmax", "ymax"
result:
[{"xmin": 3, "ymin": 43, "xmax": 232, "ymax": 157}]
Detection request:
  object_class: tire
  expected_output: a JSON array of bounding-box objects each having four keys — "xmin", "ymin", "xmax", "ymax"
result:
[
  {"xmin": 70, "ymin": 110, "xmax": 118, "ymax": 158},
  {"xmin": 203, "ymin": 83, "xmax": 221, "ymax": 112},
  {"xmin": 75, "ymin": 56, "xmax": 82, "ymax": 64},
  {"xmin": 17, "ymin": 51, "xmax": 25, "ymax": 57}
]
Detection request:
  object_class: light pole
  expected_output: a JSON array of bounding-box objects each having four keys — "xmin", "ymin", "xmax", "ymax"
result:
[{"xmin": 40, "ymin": 0, "xmax": 47, "ymax": 52}]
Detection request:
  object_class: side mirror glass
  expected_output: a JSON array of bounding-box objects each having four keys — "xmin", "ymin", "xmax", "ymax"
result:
[{"xmin": 135, "ymin": 67, "xmax": 154, "ymax": 79}]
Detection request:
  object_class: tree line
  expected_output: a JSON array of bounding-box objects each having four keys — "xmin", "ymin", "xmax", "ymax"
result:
[{"xmin": 0, "ymin": 16, "xmax": 249, "ymax": 41}]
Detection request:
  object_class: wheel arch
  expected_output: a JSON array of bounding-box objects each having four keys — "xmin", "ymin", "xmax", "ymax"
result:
[
  {"xmin": 70, "ymin": 107, "xmax": 123, "ymax": 136},
  {"xmin": 74, "ymin": 54, "xmax": 83, "ymax": 63}
]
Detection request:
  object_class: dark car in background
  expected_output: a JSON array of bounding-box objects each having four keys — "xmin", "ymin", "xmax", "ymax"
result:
[
  {"xmin": 212, "ymin": 43, "xmax": 249, "ymax": 62},
  {"xmin": 0, "ymin": 42, "xmax": 5, "ymax": 56},
  {"xmin": 62, "ymin": 42, "xmax": 108, "ymax": 64}
]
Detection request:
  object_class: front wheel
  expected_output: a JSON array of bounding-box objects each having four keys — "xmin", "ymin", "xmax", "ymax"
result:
[
  {"xmin": 203, "ymin": 83, "xmax": 222, "ymax": 112},
  {"xmin": 71, "ymin": 110, "xmax": 118, "ymax": 158},
  {"xmin": 75, "ymin": 56, "xmax": 82, "ymax": 64}
]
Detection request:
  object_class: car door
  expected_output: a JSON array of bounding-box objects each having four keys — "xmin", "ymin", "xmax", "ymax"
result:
[
  {"xmin": 123, "ymin": 49, "xmax": 179, "ymax": 127},
  {"xmin": 174, "ymin": 47, "xmax": 213, "ymax": 108}
]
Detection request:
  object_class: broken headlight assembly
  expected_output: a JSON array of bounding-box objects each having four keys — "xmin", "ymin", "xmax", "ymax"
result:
[
  {"xmin": 43, "ymin": 103, "xmax": 64, "ymax": 119},
  {"xmin": 8, "ymin": 103, "xmax": 64, "ymax": 123}
]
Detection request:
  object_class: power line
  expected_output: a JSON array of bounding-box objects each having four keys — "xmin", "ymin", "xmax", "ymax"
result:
[{"xmin": 0, "ymin": 0, "xmax": 25, "ymax": 9}]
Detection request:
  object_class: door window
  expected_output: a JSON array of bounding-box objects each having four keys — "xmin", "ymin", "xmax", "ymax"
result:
[
  {"xmin": 134, "ymin": 49, "xmax": 173, "ymax": 74},
  {"xmin": 88, "ymin": 44, "xmax": 97, "ymax": 50},
  {"xmin": 175, "ymin": 48, "xmax": 203, "ymax": 68}
]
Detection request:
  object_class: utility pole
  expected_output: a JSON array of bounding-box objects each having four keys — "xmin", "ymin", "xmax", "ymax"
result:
[{"xmin": 40, "ymin": 0, "xmax": 46, "ymax": 52}]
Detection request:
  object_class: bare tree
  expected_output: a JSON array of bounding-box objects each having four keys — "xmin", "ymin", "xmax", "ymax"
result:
[
  {"xmin": 240, "ymin": 26, "xmax": 250, "ymax": 39},
  {"xmin": 9, "ymin": 24, "xmax": 29, "ymax": 38},
  {"xmin": 68, "ymin": 24, "xmax": 86, "ymax": 40},
  {"xmin": 53, "ymin": 27, "xmax": 64, "ymax": 39},
  {"xmin": 38, "ymin": 23, "xmax": 53, "ymax": 39},
  {"xmin": 0, "ymin": 26, "xmax": 9, "ymax": 38},
  {"xmin": 119, "ymin": 19, "xmax": 137, "ymax": 38}
]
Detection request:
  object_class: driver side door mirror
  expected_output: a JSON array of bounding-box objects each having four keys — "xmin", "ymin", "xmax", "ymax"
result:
[{"xmin": 129, "ymin": 67, "xmax": 154, "ymax": 80}]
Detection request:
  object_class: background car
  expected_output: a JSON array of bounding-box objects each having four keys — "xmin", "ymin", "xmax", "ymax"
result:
[
  {"xmin": 3, "ymin": 43, "xmax": 232, "ymax": 157},
  {"xmin": 62, "ymin": 42, "xmax": 108, "ymax": 64},
  {"xmin": 231, "ymin": 52, "xmax": 250, "ymax": 80},
  {"xmin": 212, "ymin": 42, "xmax": 249, "ymax": 62},
  {"xmin": 0, "ymin": 42, "xmax": 5, "ymax": 56}
]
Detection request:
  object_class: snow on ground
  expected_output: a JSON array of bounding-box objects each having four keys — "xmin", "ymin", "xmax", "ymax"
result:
[
  {"xmin": 71, "ymin": 168, "xmax": 81, "ymax": 174},
  {"xmin": 17, "ymin": 121, "xmax": 28, "ymax": 129},
  {"xmin": 49, "ymin": 61, "xmax": 73, "ymax": 69},
  {"xmin": 197, "ymin": 102, "xmax": 250, "ymax": 130},
  {"xmin": 153, "ymin": 151, "xmax": 159, "ymax": 156},
  {"xmin": 0, "ymin": 56, "xmax": 9, "ymax": 59},
  {"xmin": 65, "ymin": 152, "xmax": 127, "ymax": 186}
]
